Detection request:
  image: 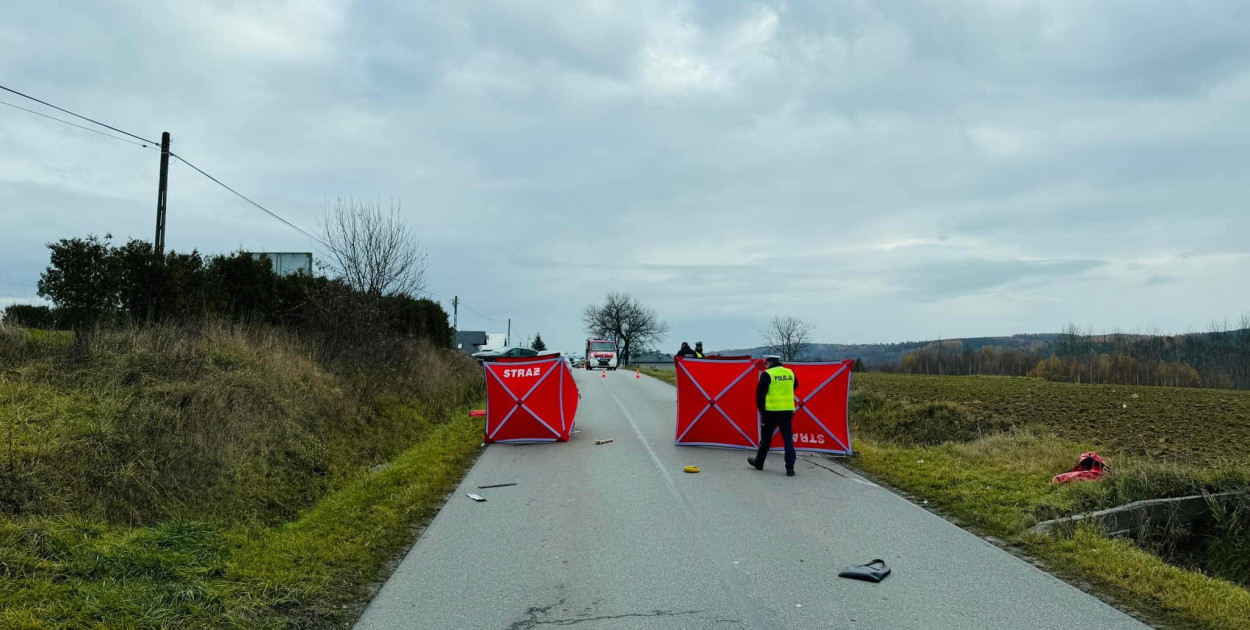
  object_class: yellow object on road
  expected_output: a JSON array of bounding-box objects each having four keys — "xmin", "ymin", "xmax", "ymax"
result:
[{"xmin": 683, "ymin": 465, "xmax": 701, "ymax": 473}]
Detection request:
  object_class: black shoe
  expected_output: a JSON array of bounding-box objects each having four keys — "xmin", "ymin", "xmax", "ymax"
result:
[
  {"xmin": 747, "ymin": 457, "xmax": 763, "ymax": 471},
  {"xmin": 786, "ymin": 469, "xmax": 795, "ymax": 477}
]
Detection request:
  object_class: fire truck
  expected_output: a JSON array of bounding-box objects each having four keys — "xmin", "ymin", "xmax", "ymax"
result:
[{"xmin": 584, "ymin": 338, "xmax": 619, "ymax": 371}]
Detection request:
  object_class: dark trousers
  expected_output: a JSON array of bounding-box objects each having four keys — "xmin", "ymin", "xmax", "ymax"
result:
[{"xmin": 755, "ymin": 410, "xmax": 796, "ymax": 471}]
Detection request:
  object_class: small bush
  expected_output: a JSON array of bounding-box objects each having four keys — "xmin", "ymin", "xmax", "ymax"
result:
[{"xmin": 2, "ymin": 304, "xmax": 58, "ymax": 329}]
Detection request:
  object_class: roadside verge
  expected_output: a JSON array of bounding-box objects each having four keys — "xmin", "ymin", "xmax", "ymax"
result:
[{"xmin": 0, "ymin": 415, "xmax": 484, "ymax": 629}]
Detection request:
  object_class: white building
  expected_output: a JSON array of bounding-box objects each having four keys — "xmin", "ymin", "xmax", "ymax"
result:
[{"xmin": 482, "ymin": 333, "xmax": 508, "ymax": 352}]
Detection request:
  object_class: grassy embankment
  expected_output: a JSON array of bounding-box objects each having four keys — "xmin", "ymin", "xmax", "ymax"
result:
[
  {"xmin": 0, "ymin": 323, "xmax": 484, "ymax": 629},
  {"xmin": 850, "ymin": 373, "xmax": 1250, "ymax": 630},
  {"xmin": 637, "ymin": 365, "xmax": 1250, "ymax": 630},
  {"xmin": 636, "ymin": 366, "xmax": 676, "ymax": 386}
]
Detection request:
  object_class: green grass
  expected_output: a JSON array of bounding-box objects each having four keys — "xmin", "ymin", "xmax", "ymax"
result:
[
  {"xmin": 0, "ymin": 321, "xmax": 487, "ymax": 628},
  {"xmin": 0, "ymin": 415, "xmax": 483, "ymax": 629},
  {"xmin": 1, "ymin": 323, "xmax": 481, "ymax": 524},
  {"xmin": 852, "ymin": 436, "xmax": 1250, "ymax": 630},
  {"xmin": 846, "ymin": 374, "xmax": 1250, "ymax": 630},
  {"xmin": 1030, "ymin": 528, "xmax": 1250, "ymax": 630},
  {"xmin": 635, "ymin": 366, "xmax": 676, "ymax": 386}
]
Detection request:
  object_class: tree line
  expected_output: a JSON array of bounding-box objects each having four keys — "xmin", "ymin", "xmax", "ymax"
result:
[
  {"xmin": 3, "ymin": 199, "xmax": 451, "ymax": 351},
  {"xmin": 879, "ymin": 319, "xmax": 1250, "ymax": 391},
  {"xmin": 4, "ymin": 233, "xmax": 450, "ymax": 354}
]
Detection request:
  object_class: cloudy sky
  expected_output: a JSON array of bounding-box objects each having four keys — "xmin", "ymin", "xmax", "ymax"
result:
[{"xmin": 2, "ymin": 1, "xmax": 1248, "ymax": 353}]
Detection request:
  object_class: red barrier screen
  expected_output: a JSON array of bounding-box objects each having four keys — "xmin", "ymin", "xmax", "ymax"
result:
[
  {"xmin": 675, "ymin": 357, "xmax": 854, "ymax": 455},
  {"xmin": 675, "ymin": 356, "xmax": 762, "ymax": 449},
  {"xmin": 483, "ymin": 356, "xmax": 579, "ymax": 443},
  {"xmin": 766, "ymin": 360, "xmax": 854, "ymax": 455}
]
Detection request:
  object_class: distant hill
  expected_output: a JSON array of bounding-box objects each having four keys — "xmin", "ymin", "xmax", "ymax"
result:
[
  {"xmin": 719, "ymin": 333, "xmax": 1062, "ymax": 367},
  {"xmin": 720, "ymin": 329, "xmax": 1250, "ymax": 367}
]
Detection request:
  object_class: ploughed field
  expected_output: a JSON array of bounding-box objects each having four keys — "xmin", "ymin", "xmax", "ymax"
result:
[{"xmin": 852, "ymin": 372, "xmax": 1250, "ymax": 463}]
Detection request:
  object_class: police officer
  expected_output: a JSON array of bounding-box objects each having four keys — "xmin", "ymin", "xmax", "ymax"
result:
[
  {"xmin": 748, "ymin": 355, "xmax": 798, "ymax": 476},
  {"xmin": 694, "ymin": 341, "xmax": 704, "ymax": 358}
]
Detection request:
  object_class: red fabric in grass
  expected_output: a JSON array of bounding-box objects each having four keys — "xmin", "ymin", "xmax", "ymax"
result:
[{"xmin": 1051, "ymin": 451, "xmax": 1109, "ymax": 484}]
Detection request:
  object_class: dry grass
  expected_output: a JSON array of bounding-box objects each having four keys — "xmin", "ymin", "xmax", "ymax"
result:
[
  {"xmin": 636, "ymin": 366, "xmax": 676, "ymax": 385},
  {"xmin": 852, "ymin": 433, "xmax": 1250, "ymax": 630},
  {"xmin": 0, "ymin": 319, "xmax": 487, "ymax": 628},
  {"xmin": 1030, "ymin": 528, "xmax": 1250, "ymax": 630},
  {"xmin": 0, "ymin": 417, "xmax": 483, "ymax": 629},
  {"xmin": 0, "ymin": 321, "xmax": 481, "ymax": 525}
]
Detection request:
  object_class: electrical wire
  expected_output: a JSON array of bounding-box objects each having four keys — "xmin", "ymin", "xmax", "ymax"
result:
[
  {"xmin": 0, "ymin": 83, "xmax": 159, "ymax": 145},
  {"xmin": 414, "ymin": 288, "xmax": 451, "ymax": 300},
  {"xmin": 0, "ymin": 99, "xmax": 156, "ymax": 149},
  {"xmin": 461, "ymin": 303, "xmax": 507, "ymax": 324},
  {"xmin": 0, "ymin": 83, "xmax": 326, "ymax": 249},
  {"xmin": 413, "ymin": 288, "xmax": 508, "ymax": 325},
  {"xmin": 0, "ymin": 84, "xmax": 489, "ymax": 314},
  {"xmin": 168, "ymin": 151, "xmax": 330, "ymax": 249}
]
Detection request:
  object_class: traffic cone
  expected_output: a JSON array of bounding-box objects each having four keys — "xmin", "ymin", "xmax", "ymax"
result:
[
  {"xmin": 601, "ymin": 370, "xmax": 606, "ymax": 379},
  {"xmin": 635, "ymin": 369, "xmax": 640, "ymax": 379}
]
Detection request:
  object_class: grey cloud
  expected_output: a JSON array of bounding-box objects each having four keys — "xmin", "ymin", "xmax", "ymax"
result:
[
  {"xmin": 1144, "ymin": 275, "xmax": 1176, "ymax": 286},
  {"xmin": 2, "ymin": 1, "xmax": 1248, "ymax": 352},
  {"xmin": 888, "ymin": 258, "xmax": 1107, "ymax": 302}
]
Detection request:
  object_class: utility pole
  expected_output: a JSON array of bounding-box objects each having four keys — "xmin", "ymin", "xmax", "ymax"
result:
[
  {"xmin": 452, "ymin": 296, "xmax": 459, "ymax": 332},
  {"xmin": 507, "ymin": 318, "xmax": 511, "ymax": 347},
  {"xmin": 154, "ymin": 131, "xmax": 171, "ymax": 253}
]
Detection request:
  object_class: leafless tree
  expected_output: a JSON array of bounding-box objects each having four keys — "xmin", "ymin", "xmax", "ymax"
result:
[
  {"xmin": 761, "ymin": 315, "xmax": 815, "ymax": 362},
  {"xmin": 317, "ymin": 197, "xmax": 427, "ymax": 297},
  {"xmin": 582, "ymin": 292, "xmax": 671, "ymax": 365}
]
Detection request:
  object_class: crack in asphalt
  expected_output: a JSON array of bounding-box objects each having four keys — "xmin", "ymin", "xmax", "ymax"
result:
[
  {"xmin": 505, "ymin": 600, "xmax": 565, "ymax": 630},
  {"xmin": 799, "ymin": 455, "xmax": 846, "ymax": 477},
  {"xmin": 508, "ymin": 604, "xmax": 710, "ymax": 629}
]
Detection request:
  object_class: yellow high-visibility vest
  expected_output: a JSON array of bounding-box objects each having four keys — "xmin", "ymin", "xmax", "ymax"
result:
[{"xmin": 764, "ymin": 365, "xmax": 796, "ymax": 411}]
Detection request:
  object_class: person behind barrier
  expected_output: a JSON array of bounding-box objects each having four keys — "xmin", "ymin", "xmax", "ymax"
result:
[
  {"xmin": 676, "ymin": 342, "xmax": 698, "ymax": 358},
  {"xmin": 694, "ymin": 341, "xmax": 704, "ymax": 358},
  {"xmin": 748, "ymin": 355, "xmax": 799, "ymax": 476}
]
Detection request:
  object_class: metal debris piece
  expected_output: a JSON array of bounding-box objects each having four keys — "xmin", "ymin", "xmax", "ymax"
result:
[
  {"xmin": 466, "ymin": 493, "xmax": 486, "ymax": 502},
  {"xmin": 595, "ymin": 439, "xmax": 614, "ymax": 445},
  {"xmin": 477, "ymin": 482, "xmax": 518, "ymax": 489}
]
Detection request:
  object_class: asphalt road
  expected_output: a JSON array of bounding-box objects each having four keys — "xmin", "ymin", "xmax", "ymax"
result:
[{"xmin": 354, "ymin": 369, "xmax": 1152, "ymax": 630}]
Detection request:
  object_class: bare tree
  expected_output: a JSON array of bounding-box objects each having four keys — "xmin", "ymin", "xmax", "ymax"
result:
[
  {"xmin": 761, "ymin": 315, "xmax": 815, "ymax": 361},
  {"xmin": 317, "ymin": 197, "xmax": 427, "ymax": 297},
  {"xmin": 582, "ymin": 292, "xmax": 671, "ymax": 365}
]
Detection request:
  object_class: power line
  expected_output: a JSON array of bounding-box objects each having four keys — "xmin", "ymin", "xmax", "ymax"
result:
[
  {"xmin": 0, "ymin": 85, "xmax": 477, "ymax": 302},
  {"xmin": 168, "ymin": 152, "xmax": 330, "ymax": 249},
  {"xmin": 461, "ymin": 303, "xmax": 507, "ymax": 324},
  {"xmin": 0, "ymin": 83, "xmax": 158, "ymax": 145},
  {"xmin": 0, "ymin": 99, "xmax": 156, "ymax": 149},
  {"xmin": 414, "ymin": 287, "xmax": 451, "ymax": 300},
  {"xmin": 1, "ymin": 85, "xmax": 514, "ymax": 333},
  {"xmin": 413, "ymin": 288, "xmax": 507, "ymax": 325},
  {"xmin": 0, "ymin": 83, "xmax": 326, "ymax": 249}
]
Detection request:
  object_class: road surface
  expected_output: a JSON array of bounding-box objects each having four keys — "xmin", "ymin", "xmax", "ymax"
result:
[{"xmin": 355, "ymin": 369, "xmax": 1151, "ymax": 630}]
